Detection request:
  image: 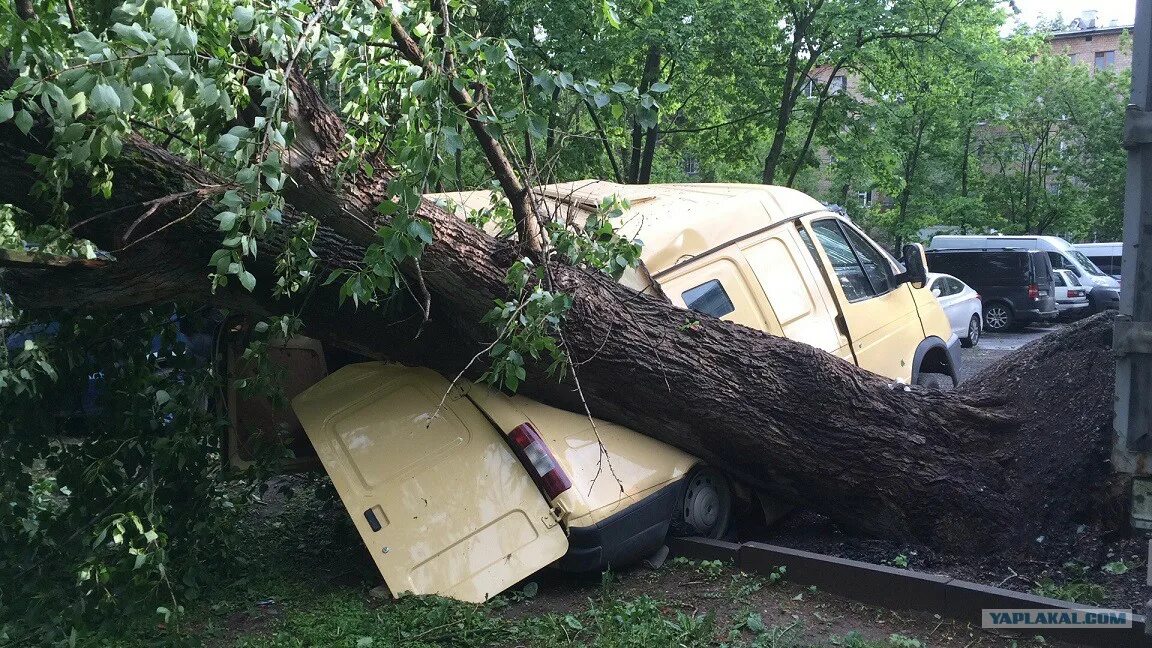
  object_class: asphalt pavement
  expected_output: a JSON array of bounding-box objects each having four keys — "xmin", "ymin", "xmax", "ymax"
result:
[{"xmin": 957, "ymin": 323, "xmax": 1061, "ymax": 383}]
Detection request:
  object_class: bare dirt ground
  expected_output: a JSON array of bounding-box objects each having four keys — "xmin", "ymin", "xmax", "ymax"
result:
[
  {"xmin": 958, "ymin": 323, "xmax": 1062, "ymax": 383},
  {"xmin": 759, "ymin": 316, "xmax": 1149, "ymax": 616}
]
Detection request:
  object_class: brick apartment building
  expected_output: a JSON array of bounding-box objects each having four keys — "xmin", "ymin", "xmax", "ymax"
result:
[{"xmin": 1048, "ymin": 11, "xmax": 1132, "ymax": 74}]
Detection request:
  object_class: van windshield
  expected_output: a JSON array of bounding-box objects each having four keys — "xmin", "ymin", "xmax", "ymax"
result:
[{"xmin": 1069, "ymin": 250, "xmax": 1107, "ymax": 276}]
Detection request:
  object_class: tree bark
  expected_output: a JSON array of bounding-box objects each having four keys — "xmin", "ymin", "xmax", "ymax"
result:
[
  {"xmin": 0, "ymin": 73, "xmax": 1089, "ymax": 555},
  {"xmin": 627, "ymin": 44, "xmax": 662, "ymax": 184}
]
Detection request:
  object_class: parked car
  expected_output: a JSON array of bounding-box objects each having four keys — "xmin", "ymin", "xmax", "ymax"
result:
[
  {"xmin": 236, "ymin": 181, "xmax": 961, "ymax": 603},
  {"xmin": 1052, "ymin": 268, "xmax": 1091, "ymax": 316},
  {"xmin": 927, "ymin": 273, "xmax": 982, "ymax": 348},
  {"xmin": 929, "ymin": 235, "xmax": 1119, "ymax": 312},
  {"xmin": 1074, "ymin": 242, "xmax": 1123, "ymax": 280},
  {"xmin": 925, "ymin": 249, "xmax": 1058, "ymax": 332}
]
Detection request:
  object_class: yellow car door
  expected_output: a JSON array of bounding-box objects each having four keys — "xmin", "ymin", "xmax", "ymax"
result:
[
  {"xmin": 802, "ymin": 217, "xmax": 923, "ymax": 381},
  {"xmin": 292, "ymin": 363, "xmax": 569, "ymax": 603}
]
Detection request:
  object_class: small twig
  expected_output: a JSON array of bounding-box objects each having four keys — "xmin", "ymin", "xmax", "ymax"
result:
[
  {"xmin": 427, "ymin": 302, "xmax": 528, "ymax": 425},
  {"xmin": 120, "ymin": 187, "xmax": 222, "ymax": 242},
  {"xmin": 117, "ymin": 197, "xmax": 211, "ymax": 251},
  {"xmin": 411, "ymin": 258, "xmax": 432, "ymax": 337},
  {"xmin": 557, "ymin": 326, "xmax": 624, "ymax": 498},
  {"xmin": 997, "ymin": 567, "xmax": 1019, "ymax": 587}
]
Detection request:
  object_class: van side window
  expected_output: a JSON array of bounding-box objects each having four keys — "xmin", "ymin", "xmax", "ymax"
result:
[
  {"xmin": 840, "ymin": 225, "xmax": 895, "ymax": 295},
  {"xmin": 682, "ymin": 279, "xmax": 735, "ymax": 318},
  {"xmin": 810, "ymin": 220, "xmax": 888, "ymax": 302},
  {"xmin": 1047, "ymin": 251, "xmax": 1075, "ymax": 272}
]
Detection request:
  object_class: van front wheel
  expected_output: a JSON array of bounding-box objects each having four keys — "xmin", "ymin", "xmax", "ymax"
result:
[{"xmin": 672, "ymin": 466, "xmax": 734, "ymax": 539}]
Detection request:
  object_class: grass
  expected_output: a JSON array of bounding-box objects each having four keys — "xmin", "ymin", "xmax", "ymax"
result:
[{"xmin": 69, "ymin": 481, "xmax": 992, "ymax": 647}]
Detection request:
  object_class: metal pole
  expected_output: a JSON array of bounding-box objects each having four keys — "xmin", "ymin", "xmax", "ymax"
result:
[{"xmin": 1115, "ymin": 0, "xmax": 1152, "ymax": 513}]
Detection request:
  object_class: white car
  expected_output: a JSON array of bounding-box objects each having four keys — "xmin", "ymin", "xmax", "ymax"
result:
[
  {"xmin": 1053, "ymin": 269, "xmax": 1091, "ymax": 314},
  {"xmin": 928, "ymin": 272, "xmax": 982, "ymax": 348}
]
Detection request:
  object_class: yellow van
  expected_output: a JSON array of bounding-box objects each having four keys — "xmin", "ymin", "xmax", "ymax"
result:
[{"xmin": 270, "ymin": 181, "xmax": 959, "ymax": 603}]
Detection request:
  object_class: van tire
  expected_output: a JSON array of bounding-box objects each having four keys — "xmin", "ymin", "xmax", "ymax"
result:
[
  {"xmin": 671, "ymin": 466, "xmax": 734, "ymax": 539},
  {"xmin": 961, "ymin": 314, "xmax": 981, "ymax": 348},
  {"xmin": 983, "ymin": 302, "xmax": 1014, "ymax": 332},
  {"xmin": 915, "ymin": 372, "xmax": 952, "ymax": 390}
]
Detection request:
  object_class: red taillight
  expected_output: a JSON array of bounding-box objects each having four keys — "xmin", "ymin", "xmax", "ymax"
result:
[
  {"xmin": 509, "ymin": 422, "xmax": 572, "ymax": 500},
  {"xmin": 1028, "ymin": 284, "xmax": 1039, "ymax": 300},
  {"xmin": 1069, "ymin": 289, "xmax": 1082, "ymax": 298}
]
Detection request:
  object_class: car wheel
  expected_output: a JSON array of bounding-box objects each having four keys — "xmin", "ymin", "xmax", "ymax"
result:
[
  {"xmin": 672, "ymin": 466, "xmax": 734, "ymax": 539},
  {"xmin": 961, "ymin": 314, "xmax": 981, "ymax": 348},
  {"xmin": 915, "ymin": 372, "xmax": 952, "ymax": 390},
  {"xmin": 983, "ymin": 303, "xmax": 1013, "ymax": 332}
]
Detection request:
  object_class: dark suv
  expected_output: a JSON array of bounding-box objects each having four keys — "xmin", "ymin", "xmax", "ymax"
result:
[{"xmin": 925, "ymin": 249, "xmax": 1058, "ymax": 332}]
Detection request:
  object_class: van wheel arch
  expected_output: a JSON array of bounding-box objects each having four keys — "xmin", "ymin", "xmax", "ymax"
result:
[{"xmin": 911, "ymin": 337, "xmax": 958, "ymax": 388}]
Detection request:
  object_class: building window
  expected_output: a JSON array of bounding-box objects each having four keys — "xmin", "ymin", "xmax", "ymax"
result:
[
  {"xmin": 1094, "ymin": 50, "xmax": 1116, "ymax": 72},
  {"xmin": 683, "ymin": 156, "xmax": 699, "ymax": 176},
  {"xmin": 1068, "ymin": 53, "xmax": 1079, "ymax": 65},
  {"xmin": 830, "ymin": 75, "xmax": 847, "ymax": 95},
  {"xmin": 858, "ymin": 190, "xmax": 872, "ymax": 207},
  {"xmin": 800, "ymin": 78, "xmax": 816, "ymax": 97}
]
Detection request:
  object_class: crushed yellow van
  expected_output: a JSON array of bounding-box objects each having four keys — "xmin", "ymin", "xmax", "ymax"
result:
[{"xmin": 276, "ymin": 181, "xmax": 960, "ymax": 603}]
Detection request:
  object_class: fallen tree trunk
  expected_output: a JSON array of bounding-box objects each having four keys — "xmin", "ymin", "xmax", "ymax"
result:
[{"xmin": 0, "ymin": 78, "xmax": 1117, "ymax": 554}]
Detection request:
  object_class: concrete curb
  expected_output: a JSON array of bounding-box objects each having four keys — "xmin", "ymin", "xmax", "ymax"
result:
[{"xmin": 666, "ymin": 537, "xmax": 1149, "ymax": 647}]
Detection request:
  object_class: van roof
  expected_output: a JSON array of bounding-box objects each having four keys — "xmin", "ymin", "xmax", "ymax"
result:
[
  {"xmin": 1074, "ymin": 242, "xmax": 1122, "ymax": 251},
  {"xmin": 926, "ymin": 248, "xmax": 1043, "ymax": 254},
  {"xmin": 425, "ymin": 181, "xmax": 829, "ymax": 275},
  {"xmin": 928, "ymin": 234, "xmax": 1073, "ymax": 251}
]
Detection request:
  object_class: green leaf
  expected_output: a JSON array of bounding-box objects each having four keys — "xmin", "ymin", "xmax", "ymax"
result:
[
  {"xmin": 149, "ymin": 7, "xmax": 178, "ymax": 39},
  {"xmin": 60, "ymin": 122, "xmax": 85, "ymax": 143},
  {"xmin": 0, "ymin": 102, "xmax": 12, "ymax": 123},
  {"xmin": 746, "ymin": 612, "xmax": 765, "ymax": 632},
  {"xmin": 216, "ymin": 211, "xmax": 239, "ymax": 231},
  {"xmin": 233, "ymin": 6, "xmax": 255, "ymax": 33},
  {"xmin": 610, "ymin": 82, "xmax": 632, "ymax": 94},
  {"xmin": 593, "ymin": 92, "xmax": 610, "ymax": 109},
  {"xmin": 600, "ymin": 0, "xmax": 621, "ymax": 28},
  {"xmin": 649, "ymin": 82, "xmax": 671, "ymax": 93},
  {"xmin": 406, "ymin": 219, "xmax": 433, "ymax": 244},
  {"xmin": 217, "ymin": 133, "xmax": 240, "ymax": 151},
  {"xmin": 89, "ymin": 83, "xmax": 121, "ymax": 113},
  {"xmin": 14, "ymin": 109, "xmax": 32, "ymax": 135},
  {"xmin": 239, "ymin": 270, "xmax": 256, "ymax": 291}
]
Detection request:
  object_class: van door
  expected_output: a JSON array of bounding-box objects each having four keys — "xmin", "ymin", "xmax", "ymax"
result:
[
  {"xmin": 740, "ymin": 230, "xmax": 852, "ymax": 361},
  {"xmin": 803, "ymin": 217, "xmax": 922, "ymax": 381},
  {"xmin": 225, "ymin": 334, "xmax": 325, "ymax": 472},
  {"xmin": 292, "ymin": 363, "xmax": 569, "ymax": 603}
]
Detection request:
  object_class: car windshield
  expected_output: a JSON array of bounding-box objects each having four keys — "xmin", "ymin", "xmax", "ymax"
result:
[{"xmin": 1070, "ymin": 250, "xmax": 1107, "ymax": 276}]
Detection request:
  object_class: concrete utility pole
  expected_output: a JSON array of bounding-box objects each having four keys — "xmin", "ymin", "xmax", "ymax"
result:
[{"xmin": 1115, "ymin": 0, "xmax": 1152, "ymax": 525}]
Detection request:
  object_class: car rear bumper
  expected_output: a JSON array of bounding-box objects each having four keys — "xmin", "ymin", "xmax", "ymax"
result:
[
  {"xmin": 1089, "ymin": 288, "xmax": 1120, "ymax": 312},
  {"xmin": 555, "ymin": 479, "xmax": 681, "ymax": 572},
  {"xmin": 1015, "ymin": 307, "xmax": 1059, "ymax": 323},
  {"xmin": 1056, "ymin": 300, "xmax": 1091, "ymax": 311}
]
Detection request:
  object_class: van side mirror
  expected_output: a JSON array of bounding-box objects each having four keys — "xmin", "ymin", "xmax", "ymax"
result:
[{"xmin": 897, "ymin": 243, "xmax": 928, "ymax": 289}]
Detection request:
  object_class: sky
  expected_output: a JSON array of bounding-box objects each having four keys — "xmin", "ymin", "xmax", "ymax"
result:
[{"xmin": 1009, "ymin": 0, "xmax": 1136, "ymax": 27}]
